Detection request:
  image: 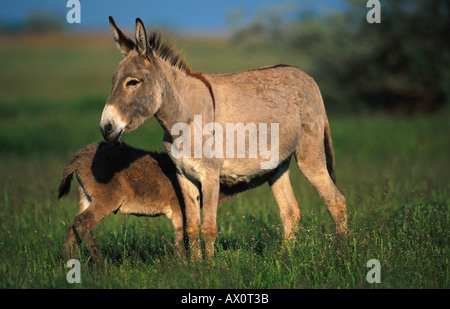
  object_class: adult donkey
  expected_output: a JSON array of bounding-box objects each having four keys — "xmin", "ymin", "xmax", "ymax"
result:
[{"xmin": 100, "ymin": 17, "xmax": 347, "ymax": 258}]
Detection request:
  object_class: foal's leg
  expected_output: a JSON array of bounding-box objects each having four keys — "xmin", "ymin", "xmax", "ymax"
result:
[
  {"xmin": 66, "ymin": 200, "xmax": 115, "ymax": 264},
  {"xmin": 65, "ymin": 224, "xmax": 80, "ymax": 261},
  {"xmin": 176, "ymin": 173, "xmax": 202, "ymax": 260},
  {"xmin": 66, "ymin": 194, "xmax": 86, "ymax": 261},
  {"xmin": 295, "ymin": 123, "xmax": 347, "ymax": 234},
  {"xmin": 268, "ymin": 159, "xmax": 301, "ymax": 240},
  {"xmin": 169, "ymin": 202, "xmax": 187, "ymax": 259}
]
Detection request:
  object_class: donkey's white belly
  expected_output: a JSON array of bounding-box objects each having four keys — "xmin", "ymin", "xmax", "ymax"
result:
[
  {"xmin": 163, "ymin": 132, "xmax": 291, "ymax": 183},
  {"xmin": 220, "ymin": 157, "xmax": 267, "ymax": 180}
]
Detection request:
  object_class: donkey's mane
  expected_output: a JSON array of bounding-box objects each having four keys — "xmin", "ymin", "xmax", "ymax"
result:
[
  {"xmin": 148, "ymin": 29, "xmax": 190, "ymax": 73},
  {"xmin": 148, "ymin": 29, "xmax": 216, "ymax": 121}
]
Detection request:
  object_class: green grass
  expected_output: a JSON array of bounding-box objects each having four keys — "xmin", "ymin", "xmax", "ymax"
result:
[{"xmin": 0, "ymin": 33, "xmax": 448, "ymax": 289}]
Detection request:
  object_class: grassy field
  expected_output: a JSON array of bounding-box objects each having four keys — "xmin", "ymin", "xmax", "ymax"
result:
[{"xmin": 0, "ymin": 32, "xmax": 448, "ymax": 289}]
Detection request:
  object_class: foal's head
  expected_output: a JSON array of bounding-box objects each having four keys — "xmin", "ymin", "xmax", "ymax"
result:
[{"xmin": 100, "ymin": 17, "xmax": 187, "ymax": 143}]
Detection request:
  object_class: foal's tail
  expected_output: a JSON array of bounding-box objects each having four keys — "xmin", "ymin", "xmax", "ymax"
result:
[
  {"xmin": 324, "ymin": 117, "xmax": 336, "ymax": 184},
  {"xmin": 58, "ymin": 159, "xmax": 78, "ymax": 199},
  {"xmin": 58, "ymin": 160, "xmax": 76, "ymax": 199},
  {"xmin": 58, "ymin": 142, "xmax": 100, "ymax": 200}
]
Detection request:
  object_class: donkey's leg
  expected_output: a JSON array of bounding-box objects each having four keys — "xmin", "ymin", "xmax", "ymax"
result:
[
  {"xmin": 176, "ymin": 173, "xmax": 202, "ymax": 260},
  {"xmin": 268, "ymin": 159, "xmax": 301, "ymax": 240},
  {"xmin": 294, "ymin": 125, "xmax": 347, "ymax": 234},
  {"xmin": 200, "ymin": 175, "xmax": 220, "ymax": 259}
]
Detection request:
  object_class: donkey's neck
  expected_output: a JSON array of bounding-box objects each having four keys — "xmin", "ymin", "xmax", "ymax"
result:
[{"xmin": 154, "ymin": 60, "xmax": 214, "ymax": 136}]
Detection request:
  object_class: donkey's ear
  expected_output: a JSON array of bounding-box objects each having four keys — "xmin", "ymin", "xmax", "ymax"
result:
[
  {"xmin": 135, "ymin": 18, "xmax": 149, "ymax": 58},
  {"xmin": 109, "ymin": 16, "xmax": 135, "ymax": 57}
]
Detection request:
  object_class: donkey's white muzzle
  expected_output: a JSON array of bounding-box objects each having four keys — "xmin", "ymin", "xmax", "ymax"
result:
[{"xmin": 100, "ymin": 104, "xmax": 126, "ymax": 143}]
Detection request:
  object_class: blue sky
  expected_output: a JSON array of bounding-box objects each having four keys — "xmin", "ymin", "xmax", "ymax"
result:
[{"xmin": 0, "ymin": 0, "xmax": 348, "ymax": 31}]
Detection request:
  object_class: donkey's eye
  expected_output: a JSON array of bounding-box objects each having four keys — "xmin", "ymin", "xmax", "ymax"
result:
[{"xmin": 125, "ymin": 79, "xmax": 140, "ymax": 89}]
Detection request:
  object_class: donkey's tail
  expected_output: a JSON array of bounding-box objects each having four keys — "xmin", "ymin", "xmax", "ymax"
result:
[
  {"xmin": 58, "ymin": 157, "xmax": 80, "ymax": 199},
  {"xmin": 324, "ymin": 116, "xmax": 336, "ymax": 184}
]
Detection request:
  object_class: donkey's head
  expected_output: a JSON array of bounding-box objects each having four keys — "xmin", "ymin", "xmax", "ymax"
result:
[{"xmin": 100, "ymin": 17, "xmax": 163, "ymax": 143}]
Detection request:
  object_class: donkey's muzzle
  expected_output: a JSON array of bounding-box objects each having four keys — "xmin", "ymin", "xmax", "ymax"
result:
[
  {"xmin": 102, "ymin": 121, "xmax": 113, "ymax": 136},
  {"xmin": 100, "ymin": 121, "xmax": 124, "ymax": 143},
  {"xmin": 100, "ymin": 104, "xmax": 126, "ymax": 143}
]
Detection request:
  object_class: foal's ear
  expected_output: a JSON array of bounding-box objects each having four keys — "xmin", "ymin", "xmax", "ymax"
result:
[
  {"xmin": 109, "ymin": 16, "xmax": 135, "ymax": 57},
  {"xmin": 135, "ymin": 18, "xmax": 149, "ymax": 58}
]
